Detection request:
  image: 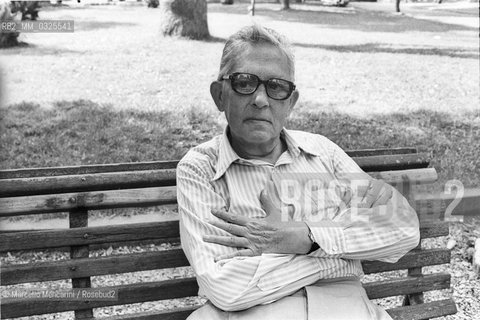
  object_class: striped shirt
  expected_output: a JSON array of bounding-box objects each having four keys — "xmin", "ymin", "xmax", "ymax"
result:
[{"xmin": 177, "ymin": 128, "xmax": 420, "ymax": 312}]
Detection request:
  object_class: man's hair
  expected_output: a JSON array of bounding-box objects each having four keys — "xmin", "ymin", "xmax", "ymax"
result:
[{"xmin": 217, "ymin": 24, "xmax": 295, "ymax": 81}]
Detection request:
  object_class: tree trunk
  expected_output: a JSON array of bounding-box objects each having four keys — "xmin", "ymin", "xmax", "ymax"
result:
[
  {"xmin": 249, "ymin": 0, "xmax": 255, "ymax": 16},
  {"xmin": 395, "ymin": 0, "xmax": 401, "ymax": 13},
  {"xmin": 0, "ymin": 0, "xmax": 19, "ymax": 48},
  {"xmin": 160, "ymin": 0, "xmax": 209, "ymax": 40},
  {"xmin": 280, "ymin": 0, "xmax": 290, "ymax": 10}
]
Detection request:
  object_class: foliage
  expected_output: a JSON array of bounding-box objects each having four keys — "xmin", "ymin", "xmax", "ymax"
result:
[
  {"xmin": 0, "ymin": 100, "xmax": 221, "ymax": 168},
  {"xmin": 0, "ymin": 0, "xmax": 19, "ymax": 48},
  {"xmin": 10, "ymin": 1, "xmax": 40, "ymax": 20},
  {"xmin": 146, "ymin": 0, "xmax": 159, "ymax": 8},
  {"xmin": 1, "ymin": 100, "xmax": 478, "ymax": 189}
]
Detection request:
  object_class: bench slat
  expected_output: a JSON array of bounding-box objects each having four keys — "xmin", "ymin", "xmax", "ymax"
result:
[
  {"xmin": 1, "ymin": 249, "xmax": 189, "ymax": 285},
  {"xmin": 0, "ymin": 220, "xmax": 448, "ymax": 252},
  {"xmin": 0, "ymin": 161, "xmax": 179, "ymax": 179},
  {"xmin": 97, "ymin": 299, "xmax": 458, "ymax": 320},
  {"xmin": 0, "ymin": 278, "xmax": 199, "ymax": 318},
  {"xmin": 346, "ymin": 148, "xmax": 417, "ymax": 157},
  {"xmin": 0, "ymin": 221, "xmax": 180, "ymax": 252},
  {"xmin": 1, "ymin": 247, "xmax": 451, "ymax": 285},
  {"xmin": 100, "ymin": 307, "xmax": 200, "ymax": 320},
  {"xmin": 364, "ymin": 273, "xmax": 451, "ymax": 299},
  {"xmin": 386, "ymin": 299, "xmax": 457, "ymax": 320},
  {"xmin": 0, "ymin": 169, "xmax": 177, "ymax": 197},
  {"xmin": 1, "ymin": 247, "xmax": 450, "ymax": 285},
  {"xmin": 1, "ymin": 273, "xmax": 451, "ymax": 318},
  {"xmin": 98, "ymin": 299, "xmax": 457, "ymax": 320},
  {"xmin": 368, "ymin": 168, "xmax": 437, "ymax": 185},
  {"xmin": 353, "ymin": 153, "xmax": 430, "ymax": 172},
  {"xmin": 0, "ymin": 154, "xmax": 430, "ymax": 198},
  {"xmin": 0, "ymin": 168, "xmax": 437, "ymax": 217},
  {"xmin": 362, "ymin": 248, "xmax": 450, "ymax": 274},
  {"xmin": 0, "ymin": 149, "xmax": 418, "ymax": 180},
  {"xmin": 414, "ymin": 188, "xmax": 480, "ymax": 219},
  {"xmin": 0, "ymin": 186, "xmax": 177, "ymax": 217}
]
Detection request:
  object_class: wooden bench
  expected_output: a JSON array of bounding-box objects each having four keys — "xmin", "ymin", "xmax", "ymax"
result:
[{"xmin": 0, "ymin": 148, "xmax": 459, "ymax": 320}]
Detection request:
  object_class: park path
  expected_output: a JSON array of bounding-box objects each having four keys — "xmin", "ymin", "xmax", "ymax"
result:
[
  {"xmin": 1, "ymin": 2, "xmax": 478, "ymax": 116},
  {"xmin": 350, "ymin": 1, "xmax": 479, "ymax": 28}
]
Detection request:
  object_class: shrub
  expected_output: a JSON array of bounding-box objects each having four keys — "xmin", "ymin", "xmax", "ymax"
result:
[
  {"xmin": 0, "ymin": 0, "xmax": 19, "ymax": 48},
  {"xmin": 147, "ymin": 0, "xmax": 159, "ymax": 8},
  {"xmin": 10, "ymin": 1, "xmax": 40, "ymax": 20}
]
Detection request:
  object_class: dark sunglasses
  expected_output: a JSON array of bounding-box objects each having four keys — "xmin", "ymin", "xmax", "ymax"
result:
[{"xmin": 221, "ymin": 72, "xmax": 296, "ymax": 101}]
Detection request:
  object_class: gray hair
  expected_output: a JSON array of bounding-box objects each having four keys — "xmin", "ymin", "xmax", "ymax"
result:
[{"xmin": 217, "ymin": 24, "xmax": 295, "ymax": 81}]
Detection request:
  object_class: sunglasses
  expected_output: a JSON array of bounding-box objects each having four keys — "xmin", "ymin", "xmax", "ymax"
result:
[{"xmin": 221, "ymin": 72, "xmax": 296, "ymax": 101}]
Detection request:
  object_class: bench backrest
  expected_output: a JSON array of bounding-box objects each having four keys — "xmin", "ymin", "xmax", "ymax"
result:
[{"xmin": 0, "ymin": 148, "xmax": 458, "ymax": 320}]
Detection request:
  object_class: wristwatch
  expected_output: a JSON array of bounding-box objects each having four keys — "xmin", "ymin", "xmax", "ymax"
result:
[{"xmin": 306, "ymin": 227, "xmax": 320, "ymax": 254}]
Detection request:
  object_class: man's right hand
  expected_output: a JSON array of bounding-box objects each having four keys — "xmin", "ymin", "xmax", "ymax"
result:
[{"xmin": 259, "ymin": 180, "xmax": 295, "ymax": 223}]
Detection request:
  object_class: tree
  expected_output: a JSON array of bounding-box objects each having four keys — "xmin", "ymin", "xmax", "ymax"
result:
[
  {"xmin": 160, "ymin": 0, "xmax": 209, "ymax": 40},
  {"xmin": 280, "ymin": 0, "xmax": 290, "ymax": 10},
  {"xmin": 0, "ymin": 0, "xmax": 19, "ymax": 48},
  {"xmin": 396, "ymin": 0, "xmax": 401, "ymax": 13},
  {"xmin": 11, "ymin": 1, "xmax": 40, "ymax": 20}
]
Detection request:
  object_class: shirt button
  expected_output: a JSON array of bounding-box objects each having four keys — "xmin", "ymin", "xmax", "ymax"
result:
[{"xmin": 332, "ymin": 246, "xmax": 338, "ymax": 253}]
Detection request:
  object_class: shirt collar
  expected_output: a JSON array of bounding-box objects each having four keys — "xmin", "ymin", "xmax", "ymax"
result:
[
  {"xmin": 282, "ymin": 129, "xmax": 323, "ymax": 158},
  {"xmin": 212, "ymin": 127, "xmax": 241, "ymax": 181},
  {"xmin": 212, "ymin": 127, "xmax": 322, "ymax": 181}
]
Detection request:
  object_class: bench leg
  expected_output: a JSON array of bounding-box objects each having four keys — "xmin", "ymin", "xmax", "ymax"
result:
[{"xmin": 70, "ymin": 208, "xmax": 94, "ymax": 319}]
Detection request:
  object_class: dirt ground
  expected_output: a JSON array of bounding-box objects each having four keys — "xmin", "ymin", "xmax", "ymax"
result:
[{"xmin": 0, "ymin": 1, "xmax": 478, "ymax": 118}]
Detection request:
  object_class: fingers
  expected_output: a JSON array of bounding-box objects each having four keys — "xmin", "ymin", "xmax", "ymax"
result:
[
  {"xmin": 337, "ymin": 185, "xmax": 353, "ymax": 213},
  {"xmin": 260, "ymin": 181, "xmax": 282, "ymax": 213},
  {"xmin": 203, "ymin": 235, "xmax": 249, "ymax": 248},
  {"xmin": 266, "ymin": 180, "xmax": 282, "ymax": 203},
  {"xmin": 211, "ymin": 209, "xmax": 248, "ymax": 226},
  {"xmin": 371, "ymin": 183, "xmax": 393, "ymax": 207},
  {"xmin": 208, "ymin": 219, "xmax": 244, "ymax": 236},
  {"xmin": 259, "ymin": 188, "xmax": 276, "ymax": 216},
  {"xmin": 359, "ymin": 180, "xmax": 392, "ymax": 208},
  {"xmin": 260, "ymin": 181, "xmax": 295, "ymax": 222}
]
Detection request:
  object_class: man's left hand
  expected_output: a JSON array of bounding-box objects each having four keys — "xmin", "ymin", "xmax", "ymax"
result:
[{"xmin": 203, "ymin": 208, "xmax": 285, "ymax": 261}]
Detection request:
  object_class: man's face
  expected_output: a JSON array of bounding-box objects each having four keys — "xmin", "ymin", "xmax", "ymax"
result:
[{"xmin": 213, "ymin": 43, "xmax": 299, "ymax": 149}]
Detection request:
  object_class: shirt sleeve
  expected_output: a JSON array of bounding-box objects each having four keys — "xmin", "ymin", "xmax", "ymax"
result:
[
  {"xmin": 305, "ymin": 139, "xmax": 420, "ymax": 263},
  {"xmin": 177, "ymin": 155, "xmax": 341, "ymax": 312}
]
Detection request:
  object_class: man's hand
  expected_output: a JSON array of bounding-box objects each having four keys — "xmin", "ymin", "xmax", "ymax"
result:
[
  {"xmin": 203, "ymin": 208, "xmax": 283, "ymax": 261},
  {"xmin": 203, "ymin": 181, "xmax": 309, "ymax": 261},
  {"xmin": 339, "ymin": 179, "xmax": 393, "ymax": 212},
  {"xmin": 360, "ymin": 179, "xmax": 394, "ymax": 208}
]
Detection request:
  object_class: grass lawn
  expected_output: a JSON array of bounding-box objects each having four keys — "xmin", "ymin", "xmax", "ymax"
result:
[
  {"xmin": 0, "ymin": 1, "xmax": 478, "ymax": 185},
  {"xmin": 0, "ymin": 2, "xmax": 479, "ymax": 319}
]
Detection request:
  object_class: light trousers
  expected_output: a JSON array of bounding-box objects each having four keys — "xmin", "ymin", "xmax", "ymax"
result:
[{"xmin": 187, "ymin": 277, "xmax": 392, "ymax": 320}]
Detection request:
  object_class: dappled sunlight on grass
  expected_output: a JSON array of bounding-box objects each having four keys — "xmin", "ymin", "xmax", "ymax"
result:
[
  {"xmin": 1, "ymin": 100, "xmax": 478, "ymax": 188},
  {"xmin": 288, "ymin": 107, "xmax": 480, "ymax": 187},
  {"xmin": 0, "ymin": 100, "xmax": 222, "ymax": 168}
]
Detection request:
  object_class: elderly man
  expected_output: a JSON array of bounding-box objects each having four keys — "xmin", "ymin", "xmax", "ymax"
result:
[{"xmin": 177, "ymin": 25, "xmax": 420, "ymax": 320}]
